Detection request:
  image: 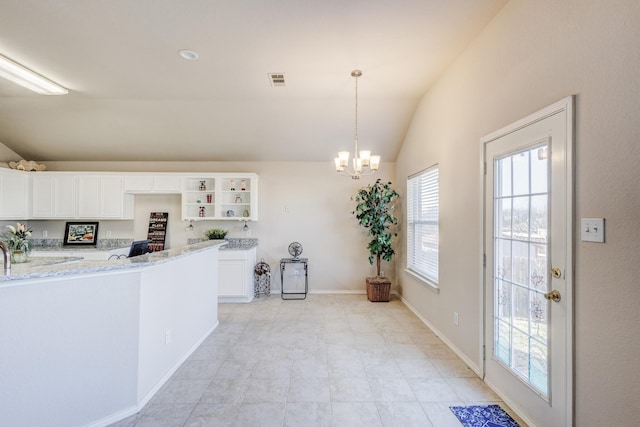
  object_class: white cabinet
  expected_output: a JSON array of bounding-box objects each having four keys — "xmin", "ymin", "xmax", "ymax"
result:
[
  {"xmin": 78, "ymin": 176, "xmax": 133, "ymax": 219},
  {"xmin": 31, "ymin": 174, "xmax": 77, "ymax": 218},
  {"xmin": 182, "ymin": 174, "xmax": 258, "ymax": 221},
  {"xmin": 32, "ymin": 173, "xmax": 133, "ymax": 219},
  {"xmin": 124, "ymin": 174, "xmax": 182, "ymax": 193},
  {"xmin": 218, "ymin": 247, "xmax": 257, "ymax": 303},
  {"xmin": 0, "ymin": 169, "xmax": 29, "ymax": 219}
]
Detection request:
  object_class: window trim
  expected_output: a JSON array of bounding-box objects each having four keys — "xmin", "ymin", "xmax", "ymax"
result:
[{"xmin": 406, "ymin": 164, "xmax": 439, "ymax": 292}]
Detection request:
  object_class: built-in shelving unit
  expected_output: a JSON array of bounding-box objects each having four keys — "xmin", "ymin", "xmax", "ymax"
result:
[{"xmin": 181, "ymin": 173, "xmax": 258, "ymax": 221}]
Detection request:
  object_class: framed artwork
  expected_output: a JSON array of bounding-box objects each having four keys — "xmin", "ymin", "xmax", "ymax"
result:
[{"xmin": 63, "ymin": 222, "xmax": 99, "ymax": 246}]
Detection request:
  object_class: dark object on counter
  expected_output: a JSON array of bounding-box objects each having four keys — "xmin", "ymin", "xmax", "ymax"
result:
[
  {"xmin": 147, "ymin": 212, "xmax": 168, "ymax": 252},
  {"xmin": 63, "ymin": 222, "xmax": 99, "ymax": 246},
  {"xmin": 128, "ymin": 240, "xmax": 150, "ymax": 257}
]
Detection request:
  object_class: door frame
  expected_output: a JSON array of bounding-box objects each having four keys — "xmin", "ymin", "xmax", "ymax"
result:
[{"xmin": 478, "ymin": 96, "xmax": 575, "ymax": 426}]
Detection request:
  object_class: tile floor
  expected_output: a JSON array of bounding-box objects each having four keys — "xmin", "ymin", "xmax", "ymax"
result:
[{"xmin": 111, "ymin": 294, "xmax": 525, "ymax": 427}]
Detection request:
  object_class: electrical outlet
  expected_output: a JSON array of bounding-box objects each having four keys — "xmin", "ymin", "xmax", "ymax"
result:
[
  {"xmin": 42, "ymin": 230, "xmax": 48, "ymax": 238},
  {"xmin": 105, "ymin": 230, "xmax": 112, "ymax": 238},
  {"xmin": 454, "ymin": 312, "xmax": 459, "ymax": 326},
  {"xmin": 165, "ymin": 329, "xmax": 171, "ymax": 345}
]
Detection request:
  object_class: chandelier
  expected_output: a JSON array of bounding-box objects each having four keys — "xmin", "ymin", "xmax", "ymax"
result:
[{"xmin": 334, "ymin": 70, "xmax": 380, "ymax": 179}]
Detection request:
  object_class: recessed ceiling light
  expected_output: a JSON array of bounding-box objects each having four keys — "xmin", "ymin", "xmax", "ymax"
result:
[{"xmin": 178, "ymin": 49, "xmax": 199, "ymax": 61}]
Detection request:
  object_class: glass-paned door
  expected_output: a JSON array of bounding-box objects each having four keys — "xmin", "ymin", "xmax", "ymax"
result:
[
  {"xmin": 494, "ymin": 142, "xmax": 550, "ymax": 395},
  {"xmin": 483, "ymin": 97, "xmax": 573, "ymax": 427}
]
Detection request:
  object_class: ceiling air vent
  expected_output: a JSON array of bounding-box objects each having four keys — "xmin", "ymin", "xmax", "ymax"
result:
[{"xmin": 268, "ymin": 73, "xmax": 286, "ymax": 87}]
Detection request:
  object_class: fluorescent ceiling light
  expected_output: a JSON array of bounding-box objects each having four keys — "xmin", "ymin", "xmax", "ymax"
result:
[{"xmin": 0, "ymin": 54, "xmax": 68, "ymax": 95}]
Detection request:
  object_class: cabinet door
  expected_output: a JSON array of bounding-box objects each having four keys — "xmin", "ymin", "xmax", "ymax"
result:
[
  {"xmin": 54, "ymin": 175, "xmax": 77, "ymax": 218},
  {"xmin": 77, "ymin": 176, "xmax": 101, "ymax": 218},
  {"xmin": 99, "ymin": 176, "xmax": 125, "ymax": 218},
  {"xmin": 78, "ymin": 176, "xmax": 125, "ymax": 218},
  {"xmin": 124, "ymin": 175, "xmax": 153, "ymax": 192},
  {"xmin": 0, "ymin": 171, "xmax": 29, "ymax": 219},
  {"xmin": 31, "ymin": 174, "xmax": 76, "ymax": 218},
  {"xmin": 218, "ymin": 260, "xmax": 246, "ymax": 297},
  {"xmin": 31, "ymin": 175, "xmax": 55, "ymax": 218},
  {"xmin": 153, "ymin": 175, "xmax": 182, "ymax": 192}
]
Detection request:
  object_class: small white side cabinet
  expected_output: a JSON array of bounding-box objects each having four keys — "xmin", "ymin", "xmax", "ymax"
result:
[
  {"xmin": 0, "ymin": 169, "xmax": 29, "ymax": 219},
  {"xmin": 218, "ymin": 247, "xmax": 257, "ymax": 303},
  {"xmin": 182, "ymin": 173, "xmax": 258, "ymax": 221}
]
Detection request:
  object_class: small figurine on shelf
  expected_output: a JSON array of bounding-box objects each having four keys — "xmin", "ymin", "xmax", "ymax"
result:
[
  {"xmin": 241, "ymin": 179, "xmax": 247, "ymax": 191},
  {"xmin": 234, "ymin": 194, "xmax": 242, "ymax": 203},
  {"xmin": 206, "ymin": 194, "xmax": 212, "ymax": 203},
  {"xmin": 199, "ymin": 180, "xmax": 207, "ymax": 191},
  {"xmin": 199, "ymin": 206, "xmax": 206, "ymax": 217},
  {"xmin": 229, "ymin": 179, "xmax": 235, "ymax": 191}
]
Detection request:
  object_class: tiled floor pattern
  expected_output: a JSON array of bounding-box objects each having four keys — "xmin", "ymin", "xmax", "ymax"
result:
[{"xmin": 111, "ymin": 294, "xmax": 525, "ymax": 427}]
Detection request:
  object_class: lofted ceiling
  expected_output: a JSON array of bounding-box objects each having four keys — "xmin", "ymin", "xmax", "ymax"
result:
[{"xmin": 0, "ymin": 0, "xmax": 507, "ymax": 163}]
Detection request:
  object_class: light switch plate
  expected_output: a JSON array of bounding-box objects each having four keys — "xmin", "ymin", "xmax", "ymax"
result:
[{"xmin": 581, "ymin": 218, "xmax": 605, "ymax": 243}]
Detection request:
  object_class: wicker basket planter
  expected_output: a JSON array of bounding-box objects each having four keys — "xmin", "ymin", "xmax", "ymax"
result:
[{"xmin": 366, "ymin": 276, "xmax": 391, "ymax": 302}]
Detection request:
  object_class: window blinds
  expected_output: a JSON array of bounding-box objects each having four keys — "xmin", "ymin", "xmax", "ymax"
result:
[{"xmin": 407, "ymin": 165, "xmax": 439, "ymax": 283}]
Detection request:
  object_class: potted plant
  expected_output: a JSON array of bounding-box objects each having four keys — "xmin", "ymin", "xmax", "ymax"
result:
[
  {"xmin": 2, "ymin": 222, "xmax": 32, "ymax": 263},
  {"xmin": 205, "ymin": 228, "xmax": 228, "ymax": 240},
  {"xmin": 352, "ymin": 179, "xmax": 399, "ymax": 302}
]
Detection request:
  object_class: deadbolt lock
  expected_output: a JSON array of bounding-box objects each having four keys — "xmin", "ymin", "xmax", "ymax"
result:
[{"xmin": 551, "ymin": 267, "xmax": 562, "ymax": 279}]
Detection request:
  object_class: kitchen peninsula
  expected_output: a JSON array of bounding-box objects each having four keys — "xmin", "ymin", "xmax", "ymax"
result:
[{"xmin": 0, "ymin": 240, "xmax": 225, "ymax": 427}]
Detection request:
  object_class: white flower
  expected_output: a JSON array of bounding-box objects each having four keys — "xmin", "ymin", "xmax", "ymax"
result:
[{"xmin": 6, "ymin": 225, "xmax": 15, "ymax": 234}]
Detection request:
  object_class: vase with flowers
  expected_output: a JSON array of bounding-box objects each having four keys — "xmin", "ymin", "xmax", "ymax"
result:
[{"xmin": 2, "ymin": 222, "xmax": 32, "ymax": 263}]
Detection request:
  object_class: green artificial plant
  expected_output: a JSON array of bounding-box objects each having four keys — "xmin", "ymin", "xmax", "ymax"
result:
[
  {"xmin": 352, "ymin": 179, "xmax": 399, "ymax": 277},
  {"xmin": 205, "ymin": 228, "xmax": 228, "ymax": 240}
]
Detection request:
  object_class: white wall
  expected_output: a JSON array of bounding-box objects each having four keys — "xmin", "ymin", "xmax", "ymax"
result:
[
  {"xmin": 394, "ymin": 0, "xmax": 640, "ymax": 425},
  {"xmin": 0, "ymin": 272, "xmax": 141, "ymax": 427},
  {"xmin": 43, "ymin": 161, "xmax": 398, "ymax": 292}
]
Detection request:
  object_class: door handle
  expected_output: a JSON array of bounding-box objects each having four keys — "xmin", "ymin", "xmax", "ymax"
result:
[
  {"xmin": 544, "ymin": 289, "xmax": 561, "ymax": 302},
  {"xmin": 551, "ymin": 267, "xmax": 562, "ymax": 279}
]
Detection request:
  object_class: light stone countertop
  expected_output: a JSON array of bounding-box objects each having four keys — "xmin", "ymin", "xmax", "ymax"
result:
[
  {"xmin": 188, "ymin": 237, "xmax": 258, "ymax": 250},
  {"xmin": 0, "ymin": 240, "xmax": 227, "ymax": 283}
]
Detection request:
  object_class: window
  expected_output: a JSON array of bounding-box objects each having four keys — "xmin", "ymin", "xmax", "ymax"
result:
[{"xmin": 407, "ymin": 165, "xmax": 439, "ymax": 285}]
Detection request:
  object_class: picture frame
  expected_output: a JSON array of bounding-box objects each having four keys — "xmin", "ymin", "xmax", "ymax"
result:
[{"xmin": 63, "ymin": 222, "xmax": 99, "ymax": 246}]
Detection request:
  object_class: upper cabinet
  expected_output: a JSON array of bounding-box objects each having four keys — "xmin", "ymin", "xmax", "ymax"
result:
[
  {"xmin": 32, "ymin": 173, "xmax": 133, "ymax": 220},
  {"xmin": 123, "ymin": 174, "xmax": 182, "ymax": 194},
  {"xmin": 182, "ymin": 174, "xmax": 258, "ymax": 221},
  {"xmin": 1, "ymin": 170, "xmax": 258, "ymax": 221},
  {"xmin": 31, "ymin": 174, "xmax": 77, "ymax": 218},
  {"xmin": 78, "ymin": 176, "xmax": 133, "ymax": 219},
  {"xmin": 0, "ymin": 169, "xmax": 29, "ymax": 219}
]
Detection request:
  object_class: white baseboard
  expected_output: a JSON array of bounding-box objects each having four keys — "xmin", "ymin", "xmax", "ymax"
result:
[
  {"xmin": 86, "ymin": 320, "xmax": 220, "ymax": 427},
  {"xmin": 393, "ymin": 291, "xmax": 482, "ymax": 377}
]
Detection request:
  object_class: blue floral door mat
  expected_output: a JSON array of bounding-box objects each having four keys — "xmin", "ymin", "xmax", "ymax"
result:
[{"xmin": 450, "ymin": 405, "xmax": 521, "ymax": 427}]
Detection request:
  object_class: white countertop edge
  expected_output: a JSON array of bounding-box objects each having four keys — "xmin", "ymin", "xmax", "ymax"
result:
[{"xmin": 0, "ymin": 240, "xmax": 227, "ymax": 284}]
